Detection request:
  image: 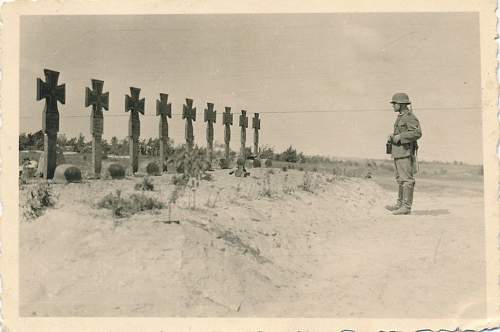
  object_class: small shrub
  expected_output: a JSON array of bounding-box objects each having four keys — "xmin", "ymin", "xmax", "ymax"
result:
[
  {"xmin": 280, "ymin": 146, "xmax": 299, "ymax": 163},
  {"xmin": 168, "ymin": 184, "xmax": 184, "ymax": 205},
  {"xmin": 201, "ymin": 172, "xmax": 213, "ymax": 181},
  {"xmin": 135, "ymin": 176, "xmax": 154, "ymax": 191},
  {"xmin": 264, "ymin": 159, "xmax": 273, "ymax": 168},
  {"xmin": 298, "ymin": 172, "xmax": 315, "ymax": 193},
  {"xmin": 175, "ymin": 163, "xmax": 185, "ymax": 173},
  {"xmin": 23, "ymin": 182, "xmax": 57, "ymax": 220},
  {"xmin": 97, "ymin": 190, "xmax": 164, "ymax": 218},
  {"xmin": 171, "ymin": 174, "xmax": 189, "ymax": 186},
  {"xmin": 235, "ymin": 182, "xmax": 242, "ymax": 195},
  {"xmin": 128, "ymin": 193, "xmax": 164, "ymax": 211},
  {"xmin": 166, "ymin": 183, "xmax": 185, "ymax": 222},
  {"xmin": 258, "ymin": 172, "xmax": 272, "ymax": 198},
  {"xmin": 298, "ymin": 167, "xmax": 304, "ymax": 171},
  {"xmin": 205, "ymin": 186, "xmax": 223, "ymax": 208},
  {"xmin": 281, "ymin": 166, "xmax": 288, "ymax": 172},
  {"xmin": 253, "ymin": 159, "xmax": 262, "ymax": 168},
  {"xmin": 282, "ymin": 174, "xmax": 294, "ymax": 194},
  {"xmin": 312, "ymin": 167, "xmax": 318, "ymax": 172}
]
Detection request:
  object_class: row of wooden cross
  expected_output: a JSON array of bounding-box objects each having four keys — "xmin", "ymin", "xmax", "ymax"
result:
[{"xmin": 36, "ymin": 69, "xmax": 262, "ymax": 179}]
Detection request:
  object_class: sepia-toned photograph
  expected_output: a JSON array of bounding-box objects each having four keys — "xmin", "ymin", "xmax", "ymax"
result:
[{"xmin": 2, "ymin": 0, "xmax": 498, "ymax": 331}]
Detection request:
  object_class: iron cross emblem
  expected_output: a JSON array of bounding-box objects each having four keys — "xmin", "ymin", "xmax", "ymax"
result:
[
  {"xmin": 252, "ymin": 113, "xmax": 261, "ymax": 130},
  {"xmin": 223, "ymin": 107, "xmax": 233, "ymax": 125},
  {"xmin": 156, "ymin": 93, "xmax": 172, "ymax": 118},
  {"xmin": 239, "ymin": 110, "xmax": 248, "ymax": 128},
  {"xmin": 182, "ymin": 98, "xmax": 196, "ymax": 121},
  {"xmin": 204, "ymin": 103, "xmax": 217, "ymax": 123},
  {"xmin": 85, "ymin": 79, "xmax": 109, "ymax": 116}
]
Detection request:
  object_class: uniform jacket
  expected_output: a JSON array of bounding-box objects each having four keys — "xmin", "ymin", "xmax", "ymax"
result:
[{"xmin": 391, "ymin": 110, "xmax": 422, "ymax": 159}]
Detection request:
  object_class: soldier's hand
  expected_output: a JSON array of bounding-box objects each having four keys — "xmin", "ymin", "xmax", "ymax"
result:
[{"xmin": 387, "ymin": 135, "xmax": 393, "ymax": 143}]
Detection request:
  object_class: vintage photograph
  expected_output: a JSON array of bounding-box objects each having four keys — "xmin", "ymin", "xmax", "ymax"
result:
[{"xmin": 2, "ymin": 1, "xmax": 498, "ymax": 331}]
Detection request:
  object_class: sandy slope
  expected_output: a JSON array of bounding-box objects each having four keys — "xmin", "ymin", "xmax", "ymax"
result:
[{"xmin": 19, "ymin": 169, "xmax": 485, "ymax": 317}]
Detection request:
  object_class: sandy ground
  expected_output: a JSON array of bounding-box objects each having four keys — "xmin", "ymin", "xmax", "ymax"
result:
[{"xmin": 19, "ymin": 168, "xmax": 485, "ymax": 317}]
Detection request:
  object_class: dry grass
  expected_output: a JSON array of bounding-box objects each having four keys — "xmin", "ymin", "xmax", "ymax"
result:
[
  {"xmin": 135, "ymin": 176, "xmax": 155, "ymax": 191},
  {"xmin": 23, "ymin": 181, "xmax": 57, "ymax": 221},
  {"xmin": 97, "ymin": 189, "xmax": 164, "ymax": 219}
]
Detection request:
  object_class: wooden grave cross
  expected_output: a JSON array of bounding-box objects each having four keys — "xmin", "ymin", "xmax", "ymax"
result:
[
  {"xmin": 125, "ymin": 87, "xmax": 145, "ymax": 173},
  {"xmin": 204, "ymin": 102, "xmax": 217, "ymax": 167},
  {"xmin": 85, "ymin": 79, "xmax": 109, "ymax": 176},
  {"xmin": 156, "ymin": 93, "xmax": 172, "ymax": 170},
  {"xmin": 239, "ymin": 110, "xmax": 248, "ymax": 159},
  {"xmin": 252, "ymin": 113, "xmax": 261, "ymax": 157},
  {"xmin": 182, "ymin": 98, "xmax": 196, "ymax": 151},
  {"xmin": 222, "ymin": 107, "xmax": 233, "ymax": 167},
  {"xmin": 36, "ymin": 69, "xmax": 66, "ymax": 179}
]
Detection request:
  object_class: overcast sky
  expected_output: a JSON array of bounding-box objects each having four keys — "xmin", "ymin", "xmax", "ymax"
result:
[{"xmin": 20, "ymin": 13, "xmax": 482, "ymax": 164}]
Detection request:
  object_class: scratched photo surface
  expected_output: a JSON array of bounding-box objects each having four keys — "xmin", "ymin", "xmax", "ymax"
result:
[{"xmin": 18, "ymin": 13, "xmax": 485, "ymax": 317}]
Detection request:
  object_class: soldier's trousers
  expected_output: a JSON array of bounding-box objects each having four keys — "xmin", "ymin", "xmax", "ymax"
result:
[{"xmin": 394, "ymin": 156, "xmax": 416, "ymax": 187}]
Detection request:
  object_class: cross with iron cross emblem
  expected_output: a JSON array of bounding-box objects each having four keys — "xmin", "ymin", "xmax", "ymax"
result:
[
  {"xmin": 37, "ymin": 69, "xmax": 66, "ymax": 134},
  {"xmin": 183, "ymin": 98, "xmax": 196, "ymax": 150},
  {"xmin": 204, "ymin": 103, "xmax": 217, "ymax": 167},
  {"xmin": 156, "ymin": 93, "xmax": 172, "ymax": 141},
  {"xmin": 252, "ymin": 113, "xmax": 260, "ymax": 130},
  {"xmin": 85, "ymin": 79, "xmax": 109, "ymax": 136},
  {"xmin": 223, "ymin": 107, "xmax": 233, "ymax": 125},
  {"xmin": 182, "ymin": 98, "xmax": 196, "ymax": 121},
  {"xmin": 85, "ymin": 79, "xmax": 109, "ymax": 115},
  {"xmin": 239, "ymin": 110, "xmax": 248, "ymax": 128},
  {"xmin": 204, "ymin": 103, "xmax": 217, "ymax": 123},
  {"xmin": 37, "ymin": 69, "xmax": 66, "ymax": 113},
  {"xmin": 125, "ymin": 87, "xmax": 145, "ymax": 114},
  {"xmin": 125, "ymin": 87, "xmax": 145, "ymax": 138},
  {"xmin": 156, "ymin": 93, "xmax": 172, "ymax": 118}
]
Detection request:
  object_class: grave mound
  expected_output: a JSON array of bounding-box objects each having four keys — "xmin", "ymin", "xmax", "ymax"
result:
[
  {"xmin": 52, "ymin": 164, "xmax": 82, "ymax": 184},
  {"xmin": 106, "ymin": 163, "xmax": 126, "ymax": 179},
  {"xmin": 145, "ymin": 162, "xmax": 161, "ymax": 176}
]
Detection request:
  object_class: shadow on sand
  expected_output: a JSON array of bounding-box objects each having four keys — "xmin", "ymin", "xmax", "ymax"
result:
[{"xmin": 412, "ymin": 209, "xmax": 450, "ymax": 216}]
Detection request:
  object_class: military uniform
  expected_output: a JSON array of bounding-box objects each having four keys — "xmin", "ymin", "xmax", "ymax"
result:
[{"xmin": 386, "ymin": 93, "xmax": 422, "ymax": 215}]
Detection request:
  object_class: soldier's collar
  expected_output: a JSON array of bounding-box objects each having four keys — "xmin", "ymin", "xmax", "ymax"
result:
[{"xmin": 399, "ymin": 109, "xmax": 411, "ymax": 116}]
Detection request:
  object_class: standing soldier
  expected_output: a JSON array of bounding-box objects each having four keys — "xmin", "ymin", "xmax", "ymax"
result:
[{"xmin": 385, "ymin": 92, "xmax": 422, "ymax": 215}]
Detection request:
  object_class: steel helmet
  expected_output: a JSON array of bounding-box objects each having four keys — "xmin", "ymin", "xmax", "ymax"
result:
[{"xmin": 390, "ymin": 92, "xmax": 411, "ymax": 104}]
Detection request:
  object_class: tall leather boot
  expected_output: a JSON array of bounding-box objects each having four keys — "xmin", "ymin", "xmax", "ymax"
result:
[
  {"xmin": 393, "ymin": 184, "xmax": 414, "ymax": 215},
  {"xmin": 385, "ymin": 184, "xmax": 403, "ymax": 211}
]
